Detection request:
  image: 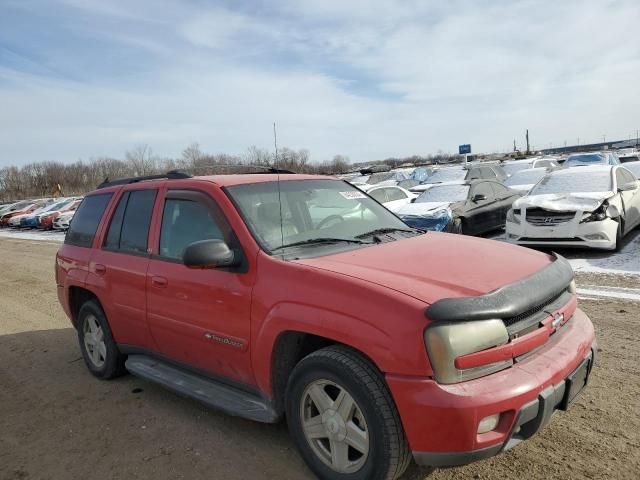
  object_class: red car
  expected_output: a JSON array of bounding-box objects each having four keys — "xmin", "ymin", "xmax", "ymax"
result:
[
  {"xmin": 56, "ymin": 171, "xmax": 595, "ymax": 480},
  {"xmin": 38, "ymin": 199, "xmax": 82, "ymax": 230},
  {"xmin": 0, "ymin": 200, "xmax": 47, "ymax": 227}
]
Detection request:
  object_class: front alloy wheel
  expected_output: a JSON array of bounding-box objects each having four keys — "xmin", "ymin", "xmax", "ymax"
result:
[{"xmin": 300, "ymin": 379, "xmax": 369, "ymax": 474}]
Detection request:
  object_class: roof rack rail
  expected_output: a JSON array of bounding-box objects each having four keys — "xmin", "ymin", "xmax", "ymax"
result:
[
  {"xmin": 183, "ymin": 164, "xmax": 296, "ymax": 175},
  {"xmin": 96, "ymin": 170, "xmax": 192, "ymax": 189}
]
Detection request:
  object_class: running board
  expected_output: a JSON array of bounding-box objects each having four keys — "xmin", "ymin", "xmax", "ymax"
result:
[{"xmin": 125, "ymin": 355, "xmax": 279, "ymax": 423}]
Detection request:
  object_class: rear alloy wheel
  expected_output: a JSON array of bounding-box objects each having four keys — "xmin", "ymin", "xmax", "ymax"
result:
[
  {"xmin": 286, "ymin": 346, "xmax": 410, "ymax": 480},
  {"xmin": 77, "ymin": 300, "xmax": 126, "ymax": 379}
]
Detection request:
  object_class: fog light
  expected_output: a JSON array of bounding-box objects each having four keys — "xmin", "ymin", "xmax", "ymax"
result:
[
  {"xmin": 585, "ymin": 233, "xmax": 607, "ymax": 240},
  {"xmin": 478, "ymin": 414, "xmax": 501, "ymax": 434}
]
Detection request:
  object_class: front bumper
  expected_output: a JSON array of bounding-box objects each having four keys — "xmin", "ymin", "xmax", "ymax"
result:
[
  {"xmin": 505, "ymin": 217, "xmax": 618, "ymax": 250},
  {"xmin": 386, "ymin": 308, "xmax": 596, "ymax": 467}
]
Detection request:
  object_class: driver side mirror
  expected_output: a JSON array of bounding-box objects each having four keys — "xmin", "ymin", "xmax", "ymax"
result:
[
  {"xmin": 471, "ymin": 194, "xmax": 487, "ymax": 203},
  {"xmin": 183, "ymin": 239, "xmax": 237, "ymax": 269},
  {"xmin": 618, "ymin": 182, "xmax": 638, "ymax": 192}
]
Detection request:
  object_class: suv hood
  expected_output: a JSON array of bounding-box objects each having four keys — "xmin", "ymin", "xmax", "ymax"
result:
[
  {"xmin": 293, "ymin": 233, "xmax": 553, "ymax": 305},
  {"xmin": 514, "ymin": 192, "xmax": 612, "ymax": 212}
]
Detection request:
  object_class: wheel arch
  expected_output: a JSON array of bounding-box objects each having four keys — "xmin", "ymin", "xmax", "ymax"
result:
[{"xmin": 68, "ymin": 286, "xmax": 104, "ymax": 329}]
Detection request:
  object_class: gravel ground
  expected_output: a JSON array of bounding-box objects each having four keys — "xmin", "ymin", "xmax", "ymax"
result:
[{"xmin": 1, "ymin": 238, "xmax": 639, "ymax": 480}]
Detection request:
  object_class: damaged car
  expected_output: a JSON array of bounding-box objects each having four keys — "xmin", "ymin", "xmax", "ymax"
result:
[
  {"xmin": 505, "ymin": 165, "xmax": 640, "ymax": 250},
  {"xmin": 396, "ymin": 180, "xmax": 520, "ymax": 234}
]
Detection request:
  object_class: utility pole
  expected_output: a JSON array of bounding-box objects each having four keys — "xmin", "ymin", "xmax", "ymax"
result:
[
  {"xmin": 273, "ymin": 122, "xmax": 278, "ymax": 166},
  {"xmin": 526, "ymin": 129, "xmax": 530, "ymax": 154},
  {"xmin": 513, "ymin": 139, "xmax": 516, "ymax": 152},
  {"xmin": 602, "ymin": 134, "xmax": 606, "ymax": 144}
]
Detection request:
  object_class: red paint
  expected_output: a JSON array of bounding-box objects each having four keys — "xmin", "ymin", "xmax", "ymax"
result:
[{"xmin": 55, "ymin": 174, "xmax": 596, "ymax": 458}]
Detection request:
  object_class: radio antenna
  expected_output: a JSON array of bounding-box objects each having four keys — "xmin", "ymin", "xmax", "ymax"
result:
[{"xmin": 274, "ymin": 122, "xmax": 285, "ymax": 253}]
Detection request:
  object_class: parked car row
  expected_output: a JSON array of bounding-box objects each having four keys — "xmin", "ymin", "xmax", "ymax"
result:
[
  {"xmin": 344, "ymin": 152, "xmax": 640, "ymax": 251},
  {"xmin": 0, "ymin": 196, "xmax": 82, "ymax": 231}
]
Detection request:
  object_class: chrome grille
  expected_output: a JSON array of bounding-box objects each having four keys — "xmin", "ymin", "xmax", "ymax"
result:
[{"xmin": 525, "ymin": 208, "xmax": 576, "ymax": 226}]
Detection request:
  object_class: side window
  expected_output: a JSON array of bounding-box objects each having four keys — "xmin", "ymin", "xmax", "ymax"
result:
[
  {"xmin": 65, "ymin": 193, "xmax": 113, "ymax": 248},
  {"xmin": 368, "ymin": 188, "xmax": 388, "ymax": 203},
  {"xmin": 386, "ymin": 188, "xmax": 408, "ymax": 201},
  {"xmin": 619, "ymin": 168, "xmax": 636, "ymax": 185},
  {"xmin": 159, "ymin": 198, "xmax": 224, "ymax": 260},
  {"xmin": 471, "ymin": 183, "xmax": 493, "ymax": 203},
  {"xmin": 490, "ymin": 182, "xmax": 510, "ymax": 198},
  {"xmin": 103, "ymin": 189, "xmax": 157, "ymax": 254}
]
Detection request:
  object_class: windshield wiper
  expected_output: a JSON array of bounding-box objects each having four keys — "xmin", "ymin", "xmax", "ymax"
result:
[
  {"xmin": 272, "ymin": 237, "xmax": 371, "ymax": 252},
  {"xmin": 354, "ymin": 227, "xmax": 419, "ymax": 239}
]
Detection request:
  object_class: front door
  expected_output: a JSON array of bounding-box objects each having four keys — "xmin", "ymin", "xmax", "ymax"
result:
[
  {"xmin": 146, "ymin": 189, "xmax": 255, "ymax": 386},
  {"xmin": 465, "ymin": 182, "xmax": 496, "ymax": 234}
]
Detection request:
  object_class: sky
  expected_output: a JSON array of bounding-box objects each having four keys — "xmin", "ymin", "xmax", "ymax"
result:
[{"xmin": 1, "ymin": 0, "xmax": 639, "ymax": 166}]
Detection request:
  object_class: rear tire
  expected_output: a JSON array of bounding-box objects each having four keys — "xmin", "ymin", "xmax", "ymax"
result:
[
  {"xmin": 286, "ymin": 346, "xmax": 411, "ymax": 480},
  {"xmin": 77, "ymin": 300, "xmax": 126, "ymax": 379}
]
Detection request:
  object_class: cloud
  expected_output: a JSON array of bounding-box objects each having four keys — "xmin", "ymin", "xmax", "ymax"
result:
[{"xmin": 1, "ymin": 0, "xmax": 639, "ymax": 165}]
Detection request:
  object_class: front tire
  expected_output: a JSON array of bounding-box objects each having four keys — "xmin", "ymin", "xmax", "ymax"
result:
[
  {"xmin": 286, "ymin": 346, "xmax": 410, "ymax": 480},
  {"xmin": 77, "ymin": 300, "xmax": 126, "ymax": 379},
  {"xmin": 614, "ymin": 219, "xmax": 624, "ymax": 252}
]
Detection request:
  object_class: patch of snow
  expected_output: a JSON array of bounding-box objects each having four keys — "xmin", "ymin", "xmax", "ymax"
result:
[
  {"xmin": 0, "ymin": 229, "xmax": 65, "ymax": 243},
  {"xmin": 576, "ymin": 285, "xmax": 640, "ymax": 302}
]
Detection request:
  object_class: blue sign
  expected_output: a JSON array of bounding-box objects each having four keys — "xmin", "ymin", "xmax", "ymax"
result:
[{"xmin": 459, "ymin": 144, "xmax": 471, "ymax": 155}]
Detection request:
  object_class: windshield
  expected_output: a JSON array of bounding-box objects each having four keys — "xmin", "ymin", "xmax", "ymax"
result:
[
  {"xmin": 530, "ymin": 171, "xmax": 612, "ymax": 195},
  {"xmin": 423, "ymin": 168, "xmax": 466, "ymax": 184},
  {"xmin": 564, "ymin": 154, "xmax": 604, "ymax": 166},
  {"xmin": 502, "ymin": 162, "xmax": 529, "ymax": 176},
  {"xmin": 226, "ymin": 179, "xmax": 411, "ymax": 252},
  {"xmin": 366, "ymin": 172, "xmax": 395, "ymax": 184},
  {"xmin": 415, "ymin": 184, "xmax": 469, "ymax": 203},
  {"xmin": 505, "ymin": 169, "xmax": 546, "ymax": 186}
]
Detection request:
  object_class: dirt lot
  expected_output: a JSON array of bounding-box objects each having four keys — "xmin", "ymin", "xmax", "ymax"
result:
[{"xmin": 1, "ymin": 238, "xmax": 639, "ymax": 480}]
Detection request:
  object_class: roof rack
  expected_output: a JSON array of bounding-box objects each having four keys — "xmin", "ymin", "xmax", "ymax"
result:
[
  {"xmin": 96, "ymin": 170, "xmax": 192, "ymax": 189},
  {"xmin": 185, "ymin": 164, "xmax": 296, "ymax": 175}
]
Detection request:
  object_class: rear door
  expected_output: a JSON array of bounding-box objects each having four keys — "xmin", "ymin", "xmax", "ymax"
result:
[
  {"xmin": 88, "ymin": 188, "xmax": 158, "ymax": 350},
  {"xmin": 145, "ymin": 188, "xmax": 255, "ymax": 386}
]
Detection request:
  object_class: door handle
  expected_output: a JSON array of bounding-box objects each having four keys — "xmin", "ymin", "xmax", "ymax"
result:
[
  {"xmin": 94, "ymin": 264, "xmax": 106, "ymax": 275},
  {"xmin": 151, "ymin": 276, "xmax": 168, "ymax": 288}
]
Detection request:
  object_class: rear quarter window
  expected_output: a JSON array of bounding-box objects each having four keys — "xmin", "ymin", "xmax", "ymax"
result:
[{"xmin": 65, "ymin": 193, "xmax": 113, "ymax": 248}]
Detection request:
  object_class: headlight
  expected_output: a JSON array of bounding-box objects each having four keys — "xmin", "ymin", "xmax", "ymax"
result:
[
  {"xmin": 506, "ymin": 208, "xmax": 521, "ymax": 225},
  {"xmin": 580, "ymin": 203, "xmax": 610, "ymax": 223},
  {"xmin": 424, "ymin": 319, "xmax": 511, "ymax": 384}
]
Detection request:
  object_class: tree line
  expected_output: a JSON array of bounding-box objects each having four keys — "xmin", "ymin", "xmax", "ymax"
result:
[{"xmin": 0, "ymin": 143, "xmax": 459, "ymax": 202}]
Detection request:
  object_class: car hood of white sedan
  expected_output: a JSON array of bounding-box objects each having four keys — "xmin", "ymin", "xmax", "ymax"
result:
[
  {"xmin": 396, "ymin": 201, "xmax": 452, "ymax": 216},
  {"xmin": 514, "ymin": 192, "xmax": 613, "ymax": 211}
]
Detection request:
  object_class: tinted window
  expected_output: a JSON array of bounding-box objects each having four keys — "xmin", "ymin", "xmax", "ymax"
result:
[
  {"xmin": 471, "ymin": 183, "xmax": 494, "ymax": 203},
  {"xmin": 159, "ymin": 199, "xmax": 224, "ymax": 260},
  {"xmin": 65, "ymin": 193, "xmax": 113, "ymax": 247},
  {"xmin": 103, "ymin": 189, "xmax": 157, "ymax": 254},
  {"xmin": 103, "ymin": 192, "xmax": 129, "ymax": 250},
  {"xmin": 120, "ymin": 190, "xmax": 157, "ymax": 254}
]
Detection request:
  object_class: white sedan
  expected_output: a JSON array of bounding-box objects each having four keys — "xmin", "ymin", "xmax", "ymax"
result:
[
  {"xmin": 505, "ymin": 165, "xmax": 640, "ymax": 250},
  {"xmin": 366, "ymin": 185, "xmax": 417, "ymax": 212}
]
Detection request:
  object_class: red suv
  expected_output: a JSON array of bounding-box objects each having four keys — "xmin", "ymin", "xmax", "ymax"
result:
[{"xmin": 56, "ymin": 171, "xmax": 596, "ymax": 480}]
